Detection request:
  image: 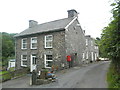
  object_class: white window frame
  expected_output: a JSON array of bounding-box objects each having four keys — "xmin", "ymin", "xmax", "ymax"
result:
[
  {"xmin": 86, "ymin": 39, "xmax": 88, "ymax": 46},
  {"xmin": 94, "ymin": 46, "xmax": 96, "ymax": 49},
  {"xmin": 86, "ymin": 52, "xmax": 88, "ymax": 59},
  {"xmin": 96, "ymin": 46, "xmax": 98, "ymax": 49},
  {"xmin": 21, "ymin": 55, "xmax": 27, "ymax": 67},
  {"xmin": 95, "ymin": 46, "xmax": 98, "ymax": 49},
  {"xmin": 21, "ymin": 38, "xmax": 27, "ymax": 49},
  {"xmin": 44, "ymin": 35, "xmax": 53, "ymax": 48},
  {"xmin": 82, "ymin": 53, "xmax": 85, "ymax": 59},
  {"xmin": 44, "ymin": 54, "xmax": 53, "ymax": 68},
  {"xmin": 31, "ymin": 37, "xmax": 37, "ymax": 49}
]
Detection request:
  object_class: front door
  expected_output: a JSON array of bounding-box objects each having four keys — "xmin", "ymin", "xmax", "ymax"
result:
[{"xmin": 31, "ymin": 54, "xmax": 37, "ymax": 72}]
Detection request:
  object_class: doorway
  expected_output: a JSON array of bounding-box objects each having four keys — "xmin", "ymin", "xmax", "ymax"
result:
[{"xmin": 31, "ymin": 54, "xmax": 37, "ymax": 72}]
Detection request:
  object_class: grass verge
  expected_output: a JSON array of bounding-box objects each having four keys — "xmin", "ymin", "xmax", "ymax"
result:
[{"xmin": 107, "ymin": 63, "xmax": 120, "ymax": 88}]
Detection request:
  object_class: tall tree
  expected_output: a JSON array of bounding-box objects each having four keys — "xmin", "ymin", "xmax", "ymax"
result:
[
  {"xmin": 100, "ymin": 0, "xmax": 120, "ymax": 73},
  {"xmin": 2, "ymin": 32, "xmax": 16, "ymax": 67}
]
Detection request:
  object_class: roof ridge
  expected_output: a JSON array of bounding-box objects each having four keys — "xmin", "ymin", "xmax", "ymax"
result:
[
  {"xmin": 37, "ymin": 17, "xmax": 74, "ymax": 26},
  {"xmin": 14, "ymin": 17, "xmax": 74, "ymax": 37}
]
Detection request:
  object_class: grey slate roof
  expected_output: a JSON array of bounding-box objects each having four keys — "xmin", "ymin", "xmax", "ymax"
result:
[{"xmin": 15, "ymin": 17, "xmax": 74, "ymax": 37}]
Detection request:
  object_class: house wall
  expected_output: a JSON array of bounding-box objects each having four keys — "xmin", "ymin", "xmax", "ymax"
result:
[
  {"xmin": 84, "ymin": 36, "xmax": 99, "ymax": 63},
  {"xmin": 15, "ymin": 30, "xmax": 66, "ymax": 71},
  {"xmin": 65, "ymin": 19, "xmax": 86, "ymax": 67}
]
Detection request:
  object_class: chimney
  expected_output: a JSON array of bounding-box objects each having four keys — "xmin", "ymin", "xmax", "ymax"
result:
[
  {"xmin": 29, "ymin": 20, "xmax": 38, "ymax": 28},
  {"xmin": 67, "ymin": 9, "xmax": 78, "ymax": 18}
]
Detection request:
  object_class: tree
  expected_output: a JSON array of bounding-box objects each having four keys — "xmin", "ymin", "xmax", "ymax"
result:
[
  {"xmin": 2, "ymin": 32, "xmax": 17, "ymax": 67},
  {"xmin": 100, "ymin": 0, "xmax": 120, "ymax": 73}
]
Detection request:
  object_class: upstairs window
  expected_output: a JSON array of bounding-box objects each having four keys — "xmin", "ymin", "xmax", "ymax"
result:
[
  {"xmin": 95, "ymin": 46, "xmax": 98, "ymax": 49},
  {"xmin": 96, "ymin": 46, "xmax": 98, "ymax": 49},
  {"xmin": 21, "ymin": 38, "xmax": 27, "ymax": 49},
  {"xmin": 21, "ymin": 55, "xmax": 27, "ymax": 67},
  {"xmin": 86, "ymin": 39, "xmax": 88, "ymax": 46},
  {"xmin": 31, "ymin": 37, "xmax": 37, "ymax": 49},
  {"xmin": 45, "ymin": 35, "xmax": 53, "ymax": 48},
  {"xmin": 91, "ymin": 40, "xmax": 93, "ymax": 46}
]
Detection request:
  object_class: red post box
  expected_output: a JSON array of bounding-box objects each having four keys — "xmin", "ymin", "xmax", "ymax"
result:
[{"xmin": 67, "ymin": 55, "xmax": 71, "ymax": 62}]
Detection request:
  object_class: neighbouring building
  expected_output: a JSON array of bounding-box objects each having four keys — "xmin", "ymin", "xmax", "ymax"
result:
[
  {"xmin": 14, "ymin": 9, "xmax": 86, "ymax": 72},
  {"xmin": 82, "ymin": 35, "xmax": 99, "ymax": 64},
  {"xmin": 7, "ymin": 59, "xmax": 16, "ymax": 70}
]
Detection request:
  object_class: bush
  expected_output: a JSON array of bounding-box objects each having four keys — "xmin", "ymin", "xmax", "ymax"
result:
[
  {"xmin": 107, "ymin": 63, "xmax": 120, "ymax": 88},
  {"xmin": 9, "ymin": 67, "xmax": 15, "ymax": 71},
  {"xmin": 2, "ymin": 72, "xmax": 11, "ymax": 82},
  {"xmin": 0, "ymin": 68, "xmax": 28, "ymax": 82}
]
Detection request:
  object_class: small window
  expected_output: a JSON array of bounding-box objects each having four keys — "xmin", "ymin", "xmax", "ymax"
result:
[
  {"xmin": 31, "ymin": 37, "xmax": 37, "ymax": 49},
  {"xmin": 73, "ymin": 26, "xmax": 76, "ymax": 30},
  {"xmin": 45, "ymin": 35, "xmax": 53, "ymax": 48},
  {"xmin": 44, "ymin": 54, "xmax": 53, "ymax": 68},
  {"xmin": 96, "ymin": 46, "xmax": 98, "ymax": 49},
  {"xmin": 95, "ymin": 46, "xmax": 98, "ymax": 49},
  {"xmin": 21, "ymin": 38, "xmax": 27, "ymax": 49},
  {"xmin": 21, "ymin": 55, "xmax": 27, "ymax": 67}
]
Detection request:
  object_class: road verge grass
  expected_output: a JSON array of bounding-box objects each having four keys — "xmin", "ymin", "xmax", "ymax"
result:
[{"xmin": 107, "ymin": 63, "xmax": 120, "ymax": 88}]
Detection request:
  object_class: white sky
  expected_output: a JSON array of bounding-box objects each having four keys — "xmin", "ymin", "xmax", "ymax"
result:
[{"xmin": 0, "ymin": 0, "xmax": 113, "ymax": 38}]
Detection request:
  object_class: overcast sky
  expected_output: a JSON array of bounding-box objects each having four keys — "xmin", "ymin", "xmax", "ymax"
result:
[{"xmin": 0, "ymin": 0, "xmax": 113, "ymax": 38}]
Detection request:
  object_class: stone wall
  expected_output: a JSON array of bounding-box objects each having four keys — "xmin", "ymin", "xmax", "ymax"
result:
[
  {"xmin": 15, "ymin": 30, "xmax": 66, "ymax": 71},
  {"xmin": 65, "ymin": 19, "xmax": 86, "ymax": 66}
]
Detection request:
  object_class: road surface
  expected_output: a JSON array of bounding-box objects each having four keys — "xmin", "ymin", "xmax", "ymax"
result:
[{"xmin": 2, "ymin": 61, "xmax": 110, "ymax": 88}]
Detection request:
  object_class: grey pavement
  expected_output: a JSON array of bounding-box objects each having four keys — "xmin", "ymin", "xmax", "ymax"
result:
[{"xmin": 2, "ymin": 61, "xmax": 110, "ymax": 88}]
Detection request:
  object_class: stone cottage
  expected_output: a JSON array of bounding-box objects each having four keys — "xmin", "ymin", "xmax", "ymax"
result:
[
  {"xmin": 82, "ymin": 35, "xmax": 99, "ymax": 64},
  {"xmin": 14, "ymin": 9, "xmax": 86, "ymax": 72}
]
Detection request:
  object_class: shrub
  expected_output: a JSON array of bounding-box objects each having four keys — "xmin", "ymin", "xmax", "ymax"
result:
[{"xmin": 107, "ymin": 63, "xmax": 120, "ymax": 88}]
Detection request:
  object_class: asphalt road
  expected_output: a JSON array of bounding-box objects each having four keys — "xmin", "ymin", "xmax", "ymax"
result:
[{"xmin": 2, "ymin": 61, "xmax": 110, "ymax": 88}]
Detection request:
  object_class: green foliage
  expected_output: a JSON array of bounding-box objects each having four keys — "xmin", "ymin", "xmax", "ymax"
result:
[
  {"xmin": 2, "ymin": 32, "xmax": 17, "ymax": 67},
  {"xmin": 94, "ymin": 37, "xmax": 104, "ymax": 57},
  {"xmin": 107, "ymin": 62, "xmax": 120, "ymax": 88},
  {"xmin": 100, "ymin": 1, "xmax": 120, "ymax": 88},
  {"xmin": 0, "ymin": 71, "xmax": 8, "ymax": 75},
  {"xmin": 1, "ymin": 72, "xmax": 11, "ymax": 82},
  {"xmin": 9, "ymin": 67, "xmax": 15, "ymax": 72},
  {"xmin": 100, "ymin": 1, "xmax": 120, "ymax": 60}
]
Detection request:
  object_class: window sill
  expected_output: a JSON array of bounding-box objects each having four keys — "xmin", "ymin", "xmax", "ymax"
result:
[
  {"xmin": 45, "ymin": 67, "xmax": 51, "ymax": 69},
  {"xmin": 30, "ymin": 48, "xmax": 37, "ymax": 50},
  {"xmin": 21, "ymin": 65, "xmax": 27, "ymax": 67},
  {"xmin": 44, "ymin": 47, "xmax": 53, "ymax": 49},
  {"xmin": 21, "ymin": 48, "xmax": 27, "ymax": 50}
]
